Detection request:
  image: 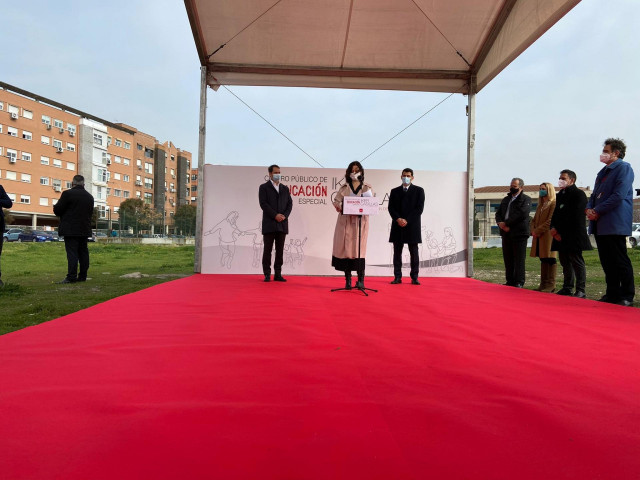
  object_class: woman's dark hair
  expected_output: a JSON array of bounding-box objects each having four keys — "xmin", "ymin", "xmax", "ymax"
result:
[{"xmin": 345, "ymin": 161, "xmax": 365, "ymax": 184}]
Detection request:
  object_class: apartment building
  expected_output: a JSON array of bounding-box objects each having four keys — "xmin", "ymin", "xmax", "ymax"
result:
[
  {"xmin": 190, "ymin": 168, "xmax": 198, "ymax": 204},
  {"xmin": 0, "ymin": 84, "xmax": 192, "ymax": 233}
]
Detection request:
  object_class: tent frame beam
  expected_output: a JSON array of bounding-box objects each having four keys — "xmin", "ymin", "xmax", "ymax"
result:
[{"xmin": 194, "ymin": 66, "xmax": 208, "ymax": 273}]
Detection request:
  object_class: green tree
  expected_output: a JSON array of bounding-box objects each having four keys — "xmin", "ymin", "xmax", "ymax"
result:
[
  {"xmin": 173, "ymin": 204, "xmax": 197, "ymax": 236},
  {"xmin": 92, "ymin": 207, "xmax": 99, "ymax": 229}
]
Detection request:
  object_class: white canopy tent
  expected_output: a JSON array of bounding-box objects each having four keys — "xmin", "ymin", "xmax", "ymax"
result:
[{"xmin": 184, "ymin": 0, "xmax": 581, "ymax": 273}]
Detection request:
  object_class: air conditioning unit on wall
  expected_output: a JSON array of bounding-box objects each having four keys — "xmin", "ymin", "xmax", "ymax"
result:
[
  {"xmin": 9, "ymin": 157, "xmax": 17, "ymax": 164},
  {"xmin": 54, "ymin": 186, "xmax": 61, "ymax": 192},
  {"xmin": 56, "ymin": 147, "xmax": 64, "ymax": 153},
  {"xmin": 10, "ymin": 112, "xmax": 18, "ymax": 120}
]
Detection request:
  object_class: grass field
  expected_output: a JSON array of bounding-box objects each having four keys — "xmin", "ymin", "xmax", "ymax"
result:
[
  {"xmin": 0, "ymin": 242, "xmax": 194, "ymax": 335},
  {"xmin": 1, "ymin": 243, "xmax": 639, "ymax": 335}
]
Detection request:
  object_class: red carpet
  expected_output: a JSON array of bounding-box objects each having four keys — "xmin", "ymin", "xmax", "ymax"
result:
[{"xmin": 1, "ymin": 275, "xmax": 639, "ymax": 479}]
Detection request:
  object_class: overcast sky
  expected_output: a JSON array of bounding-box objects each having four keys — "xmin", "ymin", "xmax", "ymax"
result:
[{"xmin": 3, "ymin": 0, "xmax": 638, "ymax": 189}]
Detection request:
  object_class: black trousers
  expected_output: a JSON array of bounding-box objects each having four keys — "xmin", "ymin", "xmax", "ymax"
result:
[
  {"xmin": 558, "ymin": 250, "xmax": 586, "ymax": 292},
  {"xmin": 393, "ymin": 242, "xmax": 419, "ymax": 279},
  {"xmin": 64, "ymin": 236, "xmax": 90, "ymax": 281},
  {"xmin": 0, "ymin": 234, "xmax": 3, "ymax": 279},
  {"xmin": 595, "ymin": 235, "xmax": 635, "ymax": 301},
  {"xmin": 262, "ymin": 232, "xmax": 286, "ymax": 275},
  {"xmin": 501, "ymin": 235, "xmax": 527, "ymax": 286}
]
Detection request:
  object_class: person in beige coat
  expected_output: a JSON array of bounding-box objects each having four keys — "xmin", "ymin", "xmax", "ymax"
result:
[
  {"xmin": 530, "ymin": 182, "xmax": 557, "ymax": 292},
  {"xmin": 332, "ymin": 161, "xmax": 373, "ymax": 289}
]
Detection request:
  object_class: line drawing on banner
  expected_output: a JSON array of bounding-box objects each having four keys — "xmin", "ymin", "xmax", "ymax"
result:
[
  {"xmin": 383, "ymin": 225, "xmax": 462, "ymax": 271},
  {"xmin": 204, "ymin": 211, "xmax": 246, "ymax": 269},
  {"xmin": 284, "ymin": 237, "xmax": 308, "ymax": 270}
]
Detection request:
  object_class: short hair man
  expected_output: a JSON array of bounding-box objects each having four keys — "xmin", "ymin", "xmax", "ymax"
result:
[
  {"xmin": 388, "ymin": 168, "xmax": 425, "ymax": 285},
  {"xmin": 550, "ymin": 169, "xmax": 592, "ymax": 298},
  {"xmin": 586, "ymin": 138, "xmax": 635, "ymax": 306},
  {"xmin": 495, "ymin": 178, "xmax": 532, "ymax": 288},
  {"xmin": 258, "ymin": 165, "xmax": 293, "ymax": 282},
  {"xmin": 0, "ymin": 183, "xmax": 14, "ymax": 288},
  {"xmin": 53, "ymin": 175, "xmax": 95, "ymax": 283}
]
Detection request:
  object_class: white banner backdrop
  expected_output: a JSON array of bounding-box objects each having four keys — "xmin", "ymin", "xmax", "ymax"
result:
[{"xmin": 201, "ymin": 165, "xmax": 467, "ymax": 277}]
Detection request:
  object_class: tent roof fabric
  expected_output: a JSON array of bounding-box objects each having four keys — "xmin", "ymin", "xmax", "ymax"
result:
[{"xmin": 185, "ymin": 0, "xmax": 580, "ymax": 93}]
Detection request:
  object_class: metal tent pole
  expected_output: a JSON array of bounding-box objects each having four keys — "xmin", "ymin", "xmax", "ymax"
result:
[
  {"xmin": 194, "ymin": 66, "xmax": 208, "ymax": 273},
  {"xmin": 466, "ymin": 77, "xmax": 476, "ymax": 278}
]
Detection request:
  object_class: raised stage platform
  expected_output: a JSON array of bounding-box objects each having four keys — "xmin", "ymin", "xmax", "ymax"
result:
[{"xmin": 1, "ymin": 275, "xmax": 639, "ymax": 479}]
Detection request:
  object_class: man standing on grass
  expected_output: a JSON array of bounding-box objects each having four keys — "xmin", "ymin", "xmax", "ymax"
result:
[
  {"xmin": 495, "ymin": 177, "xmax": 532, "ymax": 288},
  {"xmin": 0, "ymin": 183, "xmax": 13, "ymax": 288},
  {"xmin": 586, "ymin": 138, "xmax": 635, "ymax": 306},
  {"xmin": 53, "ymin": 175, "xmax": 94, "ymax": 284}
]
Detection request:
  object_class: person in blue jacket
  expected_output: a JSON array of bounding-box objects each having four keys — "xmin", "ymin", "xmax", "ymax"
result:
[{"xmin": 586, "ymin": 138, "xmax": 635, "ymax": 306}]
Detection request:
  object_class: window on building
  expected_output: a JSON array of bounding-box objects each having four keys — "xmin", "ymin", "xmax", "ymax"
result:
[
  {"xmin": 7, "ymin": 193, "xmax": 16, "ymax": 202},
  {"xmin": 136, "ymin": 159, "xmax": 142, "ymax": 168},
  {"xmin": 41, "ymin": 156, "xmax": 50, "ymax": 165},
  {"xmin": 114, "ymin": 189, "xmax": 122, "ymax": 197},
  {"xmin": 40, "ymin": 197, "xmax": 49, "ymax": 206},
  {"xmin": 102, "ymin": 151, "xmax": 111, "ymax": 165},
  {"xmin": 170, "ymin": 169, "xmax": 175, "ymax": 176},
  {"xmin": 20, "ymin": 195, "xmax": 30, "ymax": 204},
  {"xmin": 123, "ymin": 174, "xmax": 130, "ymax": 182},
  {"xmin": 52, "ymin": 179, "xmax": 62, "ymax": 189},
  {"xmin": 135, "ymin": 175, "xmax": 142, "ymax": 186},
  {"xmin": 22, "ymin": 130, "xmax": 32, "ymax": 141},
  {"xmin": 475, "ymin": 204, "xmax": 485, "ymax": 214},
  {"xmin": 124, "ymin": 142, "xmax": 131, "ymax": 150},
  {"xmin": 191, "ymin": 174, "xmax": 197, "ymax": 181},
  {"xmin": 106, "ymin": 188, "xmax": 111, "ymax": 197},
  {"xmin": 66, "ymin": 162, "xmax": 75, "ymax": 171},
  {"xmin": 42, "ymin": 115, "xmax": 51, "ymax": 125},
  {"xmin": 40, "ymin": 177, "xmax": 49, "ymax": 186},
  {"xmin": 98, "ymin": 205, "xmax": 107, "ymax": 219},
  {"xmin": 171, "ymin": 155, "xmax": 175, "ymax": 161},
  {"xmin": 7, "ymin": 105, "xmax": 19, "ymax": 115},
  {"xmin": 114, "ymin": 155, "xmax": 121, "ymax": 163},
  {"xmin": 23, "ymin": 109, "xmax": 33, "ymax": 120},
  {"xmin": 6, "ymin": 149, "xmax": 17, "ymax": 163},
  {"xmin": 115, "ymin": 138, "xmax": 122, "ymax": 147},
  {"xmin": 66, "ymin": 143, "xmax": 75, "ymax": 152},
  {"xmin": 53, "ymin": 119, "xmax": 64, "ymax": 129},
  {"xmin": 123, "ymin": 191, "xmax": 130, "ymax": 198},
  {"xmin": 96, "ymin": 168, "xmax": 110, "ymax": 183},
  {"xmin": 191, "ymin": 185, "xmax": 197, "ymax": 192},
  {"xmin": 53, "ymin": 139, "xmax": 63, "ymax": 149},
  {"xmin": 0, "ymin": 101, "xmax": 3, "ymax": 110},
  {"xmin": 137, "ymin": 144, "xmax": 142, "ymax": 150},
  {"xmin": 144, "ymin": 148, "xmax": 153, "ymax": 159},
  {"xmin": 65, "ymin": 181, "xmax": 72, "ymax": 189},
  {"xmin": 53, "ymin": 159, "xmax": 62, "ymax": 168},
  {"xmin": 41, "ymin": 135, "xmax": 50, "ymax": 145},
  {"xmin": 96, "ymin": 186, "xmax": 105, "ymax": 201},
  {"xmin": 21, "ymin": 152, "xmax": 31, "ymax": 162},
  {"xmin": 489, "ymin": 203, "xmax": 500, "ymax": 213},
  {"xmin": 7, "ymin": 126, "xmax": 18, "ymax": 137},
  {"xmin": 136, "ymin": 191, "xmax": 141, "ymax": 198},
  {"xmin": 144, "ymin": 192, "xmax": 152, "ymax": 204},
  {"xmin": 144, "ymin": 178, "xmax": 153, "ymax": 189},
  {"xmin": 67, "ymin": 124, "xmax": 76, "ymax": 135},
  {"xmin": 93, "ymin": 133, "xmax": 103, "ymax": 146},
  {"xmin": 123, "ymin": 158, "xmax": 130, "ymax": 166},
  {"xmin": 114, "ymin": 172, "xmax": 121, "ymax": 180},
  {"xmin": 0, "ymin": 125, "xmax": 3, "ymax": 134},
  {"xmin": 6, "ymin": 170, "xmax": 17, "ymax": 181},
  {"xmin": 144, "ymin": 162, "xmax": 153, "ymax": 174},
  {"xmin": 107, "ymin": 136, "xmax": 112, "ymax": 146},
  {"xmin": 21, "ymin": 173, "xmax": 31, "ymax": 183},
  {"xmin": 530, "ymin": 203, "xmax": 538, "ymax": 213}
]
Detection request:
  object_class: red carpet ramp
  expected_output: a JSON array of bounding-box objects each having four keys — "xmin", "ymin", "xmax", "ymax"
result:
[{"xmin": 1, "ymin": 275, "xmax": 639, "ymax": 479}]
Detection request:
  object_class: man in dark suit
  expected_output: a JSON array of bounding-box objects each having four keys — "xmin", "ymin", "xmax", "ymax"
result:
[
  {"xmin": 0, "ymin": 184, "xmax": 14, "ymax": 288},
  {"xmin": 388, "ymin": 168, "xmax": 425, "ymax": 285},
  {"xmin": 550, "ymin": 169, "xmax": 592, "ymax": 298},
  {"xmin": 53, "ymin": 175, "xmax": 95, "ymax": 283},
  {"xmin": 258, "ymin": 165, "xmax": 293, "ymax": 282},
  {"xmin": 495, "ymin": 178, "xmax": 532, "ymax": 288}
]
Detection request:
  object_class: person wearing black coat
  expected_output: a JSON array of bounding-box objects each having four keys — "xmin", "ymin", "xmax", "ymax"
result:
[
  {"xmin": 0, "ymin": 184, "xmax": 14, "ymax": 287},
  {"xmin": 388, "ymin": 168, "xmax": 425, "ymax": 285},
  {"xmin": 550, "ymin": 169, "xmax": 592, "ymax": 298},
  {"xmin": 53, "ymin": 175, "xmax": 94, "ymax": 283},
  {"xmin": 495, "ymin": 178, "xmax": 532, "ymax": 287},
  {"xmin": 258, "ymin": 165, "xmax": 293, "ymax": 282}
]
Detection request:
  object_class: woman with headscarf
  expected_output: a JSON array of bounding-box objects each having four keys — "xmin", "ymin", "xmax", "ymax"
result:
[{"xmin": 331, "ymin": 161, "xmax": 373, "ymax": 289}]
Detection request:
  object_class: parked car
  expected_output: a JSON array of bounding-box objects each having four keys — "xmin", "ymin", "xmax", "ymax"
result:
[
  {"xmin": 629, "ymin": 225, "xmax": 640, "ymax": 247},
  {"xmin": 3, "ymin": 228, "xmax": 23, "ymax": 242},
  {"xmin": 17, "ymin": 230, "xmax": 54, "ymax": 242},
  {"xmin": 50, "ymin": 232, "xmax": 63, "ymax": 242}
]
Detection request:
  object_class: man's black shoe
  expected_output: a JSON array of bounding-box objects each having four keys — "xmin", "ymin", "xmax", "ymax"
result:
[
  {"xmin": 597, "ymin": 295, "xmax": 615, "ymax": 303},
  {"xmin": 617, "ymin": 299, "xmax": 633, "ymax": 307},
  {"xmin": 573, "ymin": 291, "xmax": 586, "ymax": 299},
  {"xmin": 274, "ymin": 275, "xmax": 287, "ymax": 282},
  {"xmin": 390, "ymin": 278, "xmax": 402, "ymax": 284},
  {"xmin": 264, "ymin": 275, "xmax": 271, "ymax": 282},
  {"xmin": 411, "ymin": 279, "xmax": 421, "ymax": 285},
  {"xmin": 514, "ymin": 283, "xmax": 524, "ymax": 288},
  {"xmin": 556, "ymin": 287, "xmax": 573, "ymax": 296},
  {"xmin": 58, "ymin": 278, "xmax": 76, "ymax": 284},
  {"xmin": 77, "ymin": 278, "xmax": 87, "ymax": 282}
]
